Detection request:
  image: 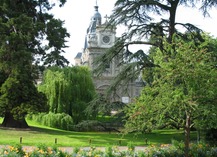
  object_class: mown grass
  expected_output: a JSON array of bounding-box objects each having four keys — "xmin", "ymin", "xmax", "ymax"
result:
[{"xmin": 0, "ymin": 117, "xmax": 196, "ymax": 147}]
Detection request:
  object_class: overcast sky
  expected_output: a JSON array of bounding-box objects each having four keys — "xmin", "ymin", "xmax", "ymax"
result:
[{"xmin": 51, "ymin": 0, "xmax": 217, "ymax": 65}]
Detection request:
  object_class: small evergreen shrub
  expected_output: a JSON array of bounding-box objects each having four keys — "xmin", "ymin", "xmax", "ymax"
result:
[{"xmin": 73, "ymin": 120, "xmax": 103, "ymax": 131}]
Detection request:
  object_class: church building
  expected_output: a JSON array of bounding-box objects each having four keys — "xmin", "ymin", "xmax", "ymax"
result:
[{"xmin": 74, "ymin": 4, "xmax": 143, "ymax": 103}]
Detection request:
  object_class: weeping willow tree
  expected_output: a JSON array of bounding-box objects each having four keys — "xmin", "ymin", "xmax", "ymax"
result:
[{"xmin": 38, "ymin": 66, "xmax": 96, "ymax": 124}]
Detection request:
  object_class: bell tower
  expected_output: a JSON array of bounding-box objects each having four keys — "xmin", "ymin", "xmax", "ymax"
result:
[
  {"xmin": 82, "ymin": 3, "xmax": 116, "ymax": 76},
  {"xmin": 74, "ymin": 3, "xmax": 143, "ymax": 102}
]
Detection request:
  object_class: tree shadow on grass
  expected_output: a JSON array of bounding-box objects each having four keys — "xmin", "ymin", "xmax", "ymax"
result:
[
  {"xmin": 29, "ymin": 126, "xmax": 73, "ymax": 135},
  {"xmin": 0, "ymin": 124, "xmax": 195, "ymax": 146},
  {"xmin": 27, "ymin": 126, "xmax": 146, "ymax": 146}
]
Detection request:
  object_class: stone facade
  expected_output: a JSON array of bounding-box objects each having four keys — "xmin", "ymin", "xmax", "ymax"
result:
[{"xmin": 74, "ymin": 4, "xmax": 143, "ymax": 103}]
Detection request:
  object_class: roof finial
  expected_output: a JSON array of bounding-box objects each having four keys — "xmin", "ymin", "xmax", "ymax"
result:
[
  {"xmin": 104, "ymin": 14, "xmax": 109, "ymax": 23},
  {"xmin": 94, "ymin": 0, "xmax": 99, "ymax": 12}
]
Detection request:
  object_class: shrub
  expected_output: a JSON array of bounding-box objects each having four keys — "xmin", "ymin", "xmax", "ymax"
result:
[
  {"xmin": 205, "ymin": 128, "xmax": 217, "ymax": 145},
  {"xmin": 73, "ymin": 120, "xmax": 104, "ymax": 131},
  {"xmin": 0, "ymin": 144, "xmax": 217, "ymax": 157},
  {"xmin": 27, "ymin": 113, "xmax": 46, "ymax": 123},
  {"xmin": 28, "ymin": 112, "xmax": 73, "ymax": 130},
  {"xmin": 1, "ymin": 144, "xmax": 25, "ymax": 157}
]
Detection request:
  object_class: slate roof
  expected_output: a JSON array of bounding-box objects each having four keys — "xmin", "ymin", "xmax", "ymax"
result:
[{"xmin": 74, "ymin": 52, "xmax": 82, "ymax": 59}]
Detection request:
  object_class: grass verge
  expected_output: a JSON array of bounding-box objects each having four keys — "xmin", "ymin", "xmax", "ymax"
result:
[{"xmin": 0, "ymin": 117, "xmax": 195, "ymax": 147}]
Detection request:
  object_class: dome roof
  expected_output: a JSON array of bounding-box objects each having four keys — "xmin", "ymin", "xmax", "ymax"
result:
[
  {"xmin": 91, "ymin": 6, "xmax": 101, "ymax": 25},
  {"xmin": 86, "ymin": 5, "xmax": 102, "ymax": 34},
  {"xmin": 84, "ymin": 4, "xmax": 102, "ymax": 49}
]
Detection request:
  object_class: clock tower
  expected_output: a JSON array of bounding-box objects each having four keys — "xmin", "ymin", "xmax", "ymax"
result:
[
  {"xmin": 80, "ymin": 4, "xmax": 117, "ymax": 77},
  {"xmin": 74, "ymin": 4, "xmax": 143, "ymax": 102}
]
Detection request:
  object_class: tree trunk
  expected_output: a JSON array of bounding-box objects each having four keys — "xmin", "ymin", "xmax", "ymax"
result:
[
  {"xmin": 197, "ymin": 129, "xmax": 201, "ymax": 143},
  {"xmin": 184, "ymin": 113, "xmax": 191, "ymax": 157},
  {"xmin": 1, "ymin": 112, "xmax": 29, "ymax": 128},
  {"xmin": 168, "ymin": 0, "xmax": 179, "ymax": 43}
]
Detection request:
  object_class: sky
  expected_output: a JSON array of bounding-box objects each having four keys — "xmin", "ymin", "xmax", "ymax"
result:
[{"xmin": 51, "ymin": 0, "xmax": 217, "ymax": 65}]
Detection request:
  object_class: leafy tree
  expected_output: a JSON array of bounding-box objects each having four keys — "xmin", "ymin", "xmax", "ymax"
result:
[
  {"xmin": 94, "ymin": 0, "xmax": 217, "ymax": 91},
  {"xmin": 0, "ymin": 0, "xmax": 69, "ymax": 128},
  {"xmin": 85, "ymin": 93, "xmax": 126, "ymax": 128},
  {"xmin": 200, "ymin": 0, "xmax": 217, "ymax": 15},
  {"xmin": 124, "ymin": 35, "xmax": 217, "ymax": 157},
  {"xmin": 93, "ymin": 1, "xmax": 217, "ymax": 154},
  {"xmin": 86, "ymin": 94, "xmax": 125, "ymax": 117},
  {"xmin": 38, "ymin": 66, "xmax": 96, "ymax": 124}
]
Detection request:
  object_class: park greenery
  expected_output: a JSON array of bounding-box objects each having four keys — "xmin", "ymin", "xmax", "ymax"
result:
[
  {"xmin": 1, "ymin": 143, "xmax": 217, "ymax": 157},
  {"xmin": 93, "ymin": 0, "xmax": 217, "ymax": 156},
  {"xmin": 0, "ymin": 118, "xmax": 190, "ymax": 147},
  {"xmin": 0, "ymin": 0, "xmax": 69, "ymax": 128},
  {"xmin": 0, "ymin": 118, "xmax": 216, "ymax": 156},
  {"xmin": 0, "ymin": 0, "xmax": 217, "ymax": 156},
  {"xmin": 37, "ymin": 66, "xmax": 96, "ymax": 125},
  {"xmin": 124, "ymin": 35, "xmax": 217, "ymax": 156}
]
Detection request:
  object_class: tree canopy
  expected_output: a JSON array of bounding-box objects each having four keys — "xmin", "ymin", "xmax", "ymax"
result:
[
  {"xmin": 0, "ymin": 0, "xmax": 70, "ymax": 127},
  {"xmin": 94, "ymin": 0, "xmax": 217, "ymax": 88},
  {"xmin": 125, "ymin": 34, "xmax": 217, "ymax": 131},
  {"xmin": 124, "ymin": 34, "xmax": 217, "ymax": 156},
  {"xmin": 38, "ymin": 66, "xmax": 96, "ymax": 124},
  {"xmin": 93, "ymin": 1, "xmax": 217, "ymax": 156}
]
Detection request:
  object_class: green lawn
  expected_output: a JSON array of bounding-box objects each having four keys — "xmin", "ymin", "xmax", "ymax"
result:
[{"xmin": 0, "ymin": 117, "xmax": 195, "ymax": 147}]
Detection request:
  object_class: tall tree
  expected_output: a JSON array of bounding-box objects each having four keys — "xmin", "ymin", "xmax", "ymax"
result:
[
  {"xmin": 124, "ymin": 35, "xmax": 217, "ymax": 157},
  {"xmin": 0, "ymin": 0, "xmax": 69, "ymax": 128},
  {"xmin": 93, "ymin": 1, "xmax": 217, "ymax": 156},
  {"xmin": 38, "ymin": 66, "xmax": 96, "ymax": 124},
  {"xmin": 94, "ymin": 0, "xmax": 217, "ymax": 91}
]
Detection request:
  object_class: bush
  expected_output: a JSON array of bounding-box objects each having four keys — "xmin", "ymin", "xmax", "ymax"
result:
[
  {"xmin": 0, "ymin": 143, "xmax": 217, "ymax": 157},
  {"xmin": 28, "ymin": 112, "xmax": 73, "ymax": 130},
  {"xmin": 27, "ymin": 113, "xmax": 46, "ymax": 123},
  {"xmin": 73, "ymin": 120, "xmax": 104, "ymax": 131},
  {"xmin": 205, "ymin": 128, "xmax": 217, "ymax": 145},
  {"xmin": 1, "ymin": 144, "xmax": 25, "ymax": 157}
]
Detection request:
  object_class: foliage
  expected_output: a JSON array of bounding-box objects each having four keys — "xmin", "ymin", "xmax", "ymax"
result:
[
  {"xmin": 85, "ymin": 93, "xmax": 126, "ymax": 132},
  {"xmin": 124, "ymin": 35, "xmax": 217, "ymax": 156},
  {"xmin": 38, "ymin": 66, "xmax": 96, "ymax": 124},
  {"xmin": 0, "ymin": 0, "xmax": 69, "ymax": 127},
  {"xmin": 73, "ymin": 120, "xmax": 103, "ymax": 132},
  {"xmin": 111, "ymin": 0, "xmax": 202, "ymax": 42},
  {"xmin": 86, "ymin": 93, "xmax": 126, "ymax": 119},
  {"xmin": 0, "ymin": 143, "xmax": 217, "ymax": 157},
  {"xmin": 0, "ymin": 119, "xmax": 190, "ymax": 147},
  {"xmin": 27, "ymin": 112, "xmax": 73, "ymax": 130},
  {"xmin": 124, "ymin": 35, "xmax": 217, "ymax": 132},
  {"xmin": 1, "ymin": 144, "xmax": 25, "ymax": 157},
  {"xmin": 1, "ymin": 144, "xmax": 69, "ymax": 157},
  {"xmin": 109, "ymin": 0, "xmax": 216, "ymax": 45},
  {"xmin": 200, "ymin": 0, "xmax": 217, "ymax": 16},
  {"xmin": 205, "ymin": 128, "xmax": 217, "ymax": 146},
  {"xmin": 93, "ymin": 0, "xmax": 217, "ymax": 86}
]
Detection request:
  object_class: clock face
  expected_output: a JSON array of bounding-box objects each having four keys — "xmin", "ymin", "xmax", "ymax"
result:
[{"xmin": 102, "ymin": 35, "xmax": 110, "ymax": 44}]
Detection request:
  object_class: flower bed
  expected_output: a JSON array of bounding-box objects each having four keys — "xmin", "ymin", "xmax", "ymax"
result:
[{"xmin": 0, "ymin": 143, "xmax": 217, "ymax": 157}]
